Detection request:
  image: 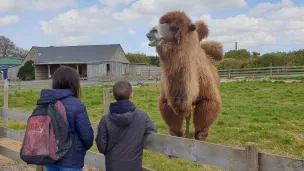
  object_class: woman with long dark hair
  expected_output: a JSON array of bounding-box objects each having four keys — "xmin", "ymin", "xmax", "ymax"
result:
[{"xmin": 40, "ymin": 66, "xmax": 94, "ymax": 171}]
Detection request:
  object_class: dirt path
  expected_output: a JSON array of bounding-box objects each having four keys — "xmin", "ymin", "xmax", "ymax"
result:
[
  {"xmin": 0, "ymin": 155, "xmax": 34, "ymax": 171},
  {"xmin": 0, "ymin": 137, "xmax": 102, "ymax": 171}
]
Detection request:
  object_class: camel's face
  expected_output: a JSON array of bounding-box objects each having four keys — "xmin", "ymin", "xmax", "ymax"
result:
[
  {"xmin": 146, "ymin": 23, "xmax": 175, "ymax": 47},
  {"xmin": 146, "ymin": 22, "xmax": 197, "ymax": 47}
]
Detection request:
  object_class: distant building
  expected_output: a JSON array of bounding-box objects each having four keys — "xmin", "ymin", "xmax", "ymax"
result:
[
  {"xmin": 0, "ymin": 57, "xmax": 23, "ymax": 80},
  {"xmin": 22, "ymin": 44, "xmax": 130, "ymax": 80},
  {"xmin": 129, "ymin": 63, "xmax": 160, "ymax": 79}
]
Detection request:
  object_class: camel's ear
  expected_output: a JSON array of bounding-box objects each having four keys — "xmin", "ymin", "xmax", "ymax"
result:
[{"xmin": 188, "ymin": 24, "xmax": 196, "ymax": 32}]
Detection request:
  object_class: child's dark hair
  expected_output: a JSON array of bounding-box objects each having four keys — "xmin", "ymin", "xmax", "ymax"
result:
[
  {"xmin": 112, "ymin": 80, "xmax": 132, "ymax": 101},
  {"xmin": 52, "ymin": 66, "xmax": 81, "ymax": 98}
]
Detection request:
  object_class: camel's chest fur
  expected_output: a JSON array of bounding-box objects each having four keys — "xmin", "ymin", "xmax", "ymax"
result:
[{"xmin": 161, "ymin": 59, "xmax": 200, "ymax": 104}]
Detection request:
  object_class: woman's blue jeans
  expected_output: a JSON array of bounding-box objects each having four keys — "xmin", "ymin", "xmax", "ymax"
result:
[{"xmin": 45, "ymin": 165, "xmax": 82, "ymax": 171}]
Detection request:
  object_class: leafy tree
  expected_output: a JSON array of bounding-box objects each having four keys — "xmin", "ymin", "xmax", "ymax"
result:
[
  {"xmin": 126, "ymin": 52, "xmax": 160, "ymax": 67},
  {"xmin": 217, "ymin": 48, "xmax": 304, "ymax": 69},
  {"xmin": 252, "ymin": 51, "xmax": 260, "ymax": 57},
  {"xmin": 17, "ymin": 60, "xmax": 35, "ymax": 80},
  {"xmin": 149, "ymin": 56, "xmax": 160, "ymax": 67},
  {"xmin": 224, "ymin": 49, "xmax": 251, "ymax": 60},
  {"xmin": 126, "ymin": 52, "xmax": 151, "ymax": 64},
  {"xmin": 259, "ymin": 53, "xmax": 285, "ymax": 67},
  {"xmin": 218, "ymin": 58, "xmax": 242, "ymax": 69}
]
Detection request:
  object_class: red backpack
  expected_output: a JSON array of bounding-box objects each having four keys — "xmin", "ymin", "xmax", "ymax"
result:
[{"xmin": 20, "ymin": 98, "xmax": 74, "ymax": 165}]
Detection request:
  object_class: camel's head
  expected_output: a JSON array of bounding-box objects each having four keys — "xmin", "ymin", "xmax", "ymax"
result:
[{"xmin": 146, "ymin": 11, "xmax": 196, "ymax": 47}]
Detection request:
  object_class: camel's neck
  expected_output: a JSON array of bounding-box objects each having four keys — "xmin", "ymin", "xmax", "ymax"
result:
[
  {"xmin": 158, "ymin": 43, "xmax": 195, "ymax": 74},
  {"xmin": 157, "ymin": 33, "xmax": 200, "ymax": 76}
]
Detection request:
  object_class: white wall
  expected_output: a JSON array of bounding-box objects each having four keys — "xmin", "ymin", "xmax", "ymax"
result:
[{"xmin": 7, "ymin": 65, "xmax": 21, "ymax": 78}]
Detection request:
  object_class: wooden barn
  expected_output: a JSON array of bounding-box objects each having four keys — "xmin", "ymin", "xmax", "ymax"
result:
[{"xmin": 22, "ymin": 44, "xmax": 130, "ymax": 80}]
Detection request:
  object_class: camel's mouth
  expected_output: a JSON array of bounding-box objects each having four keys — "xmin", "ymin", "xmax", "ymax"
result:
[
  {"xmin": 148, "ymin": 38, "xmax": 164, "ymax": 47},
  {"xmin": 146, "ymin": 26, "xmax": 164, "ymax": 47}
]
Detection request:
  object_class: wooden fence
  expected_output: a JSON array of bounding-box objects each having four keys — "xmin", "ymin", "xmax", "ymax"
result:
[
  {"xmin": 131, "ymin": 66, "xmax": 304, "ymax": 79},
  {"xmin": 218, "ymin": 66, "xmax": 304, "ymax": 78},
  {"xmin": 0, "ymin": 80, "xmax": 304, "ymax": 171},
  {"xmin": 1, "ymin": 66, "xmax": 303, "ymax": 95},
  {"xmin": 133, "ymin": 66, "xmax": 304, "ymax": 79}
]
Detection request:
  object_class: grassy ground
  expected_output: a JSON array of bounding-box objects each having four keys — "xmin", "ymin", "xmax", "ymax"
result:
[
  {"xmin": 271, "ymin": 76, "xmax": 304, "ymax": 81},
  {"xmin": 0, "ymin": 80, "xmax": 303, "ymax": 171}
]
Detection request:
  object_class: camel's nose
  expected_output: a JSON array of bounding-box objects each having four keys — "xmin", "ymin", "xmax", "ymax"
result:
[
  {"xmin": 146, "ymin": 32, "xmax": 152, "ymax": 40},
  {"xmin": 146, "ymin": 27, "xmax": 157, "ymax": 40}
]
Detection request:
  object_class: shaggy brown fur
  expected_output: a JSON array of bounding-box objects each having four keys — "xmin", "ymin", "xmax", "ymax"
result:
[
  {"xmin": 153, "ymin": 11, "xmax": 223, "ymax": 140},
  {"xmin": 195, "ymin": 20, "xmax": 224, "ymax": 61},
  {"xmin": 195, "ymin": 21, "xmax": 209, "ymax": 41}
]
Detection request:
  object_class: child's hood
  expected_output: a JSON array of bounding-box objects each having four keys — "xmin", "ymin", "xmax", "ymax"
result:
[
  {"xmin": 108, "ymin": 100, "xmax": 136, "ymax": 126},
  {"xmin": 39, "ymin": 89, "xmax": 74, "ymax": 100}
]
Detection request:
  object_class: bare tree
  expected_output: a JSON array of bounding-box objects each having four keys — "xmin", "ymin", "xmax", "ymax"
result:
[
  {"xmin": 0, "ymin": 36, "xmax": 16, "ymax": 58},
  {"xmin": 0, "ymin": 36, "xmax": 28, "ymax": 58},
  {"xmin": 12, "ymin": 47, "xmax": 28, "ymax": 58}
]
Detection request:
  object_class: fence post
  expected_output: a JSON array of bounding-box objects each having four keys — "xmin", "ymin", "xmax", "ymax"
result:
[
  {"xmin": 228, "ymin": 69, "xmax": 231, "ymax": 78},
  {"xmin": 4, "ymin": 79, "xmax": 9, "ymax": 128},
  {"xmin": 270, "ymin": 66, "xmax": 273, "ymax": 77},
  {"xmin": 103, "ymin": 88, "xmax": 110, "ymax": 115},
  {"xmin": 148, "ymin": 69, "xmax": 151, "ymax": 79},
  {"xmin": 246, "ymin": 142, "xmax": 259, "ymax": 171}
]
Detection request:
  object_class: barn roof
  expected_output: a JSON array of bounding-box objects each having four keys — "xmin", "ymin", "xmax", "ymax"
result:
[
  {"xmin": 0, "ymin": 57, "xmax": 23, "ymax": 65},
  {"xmin": 0, "ymin": 64, "xmax": 20, "ymax": 70},
  {"xmin": 31, "ymin": 44, "xmax": 129, "ymax": 64}
]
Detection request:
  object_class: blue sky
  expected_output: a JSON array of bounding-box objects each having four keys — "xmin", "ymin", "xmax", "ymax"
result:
[{"xmin": 1, "ymin": 0, "xmax": 304, "ymax": 56}]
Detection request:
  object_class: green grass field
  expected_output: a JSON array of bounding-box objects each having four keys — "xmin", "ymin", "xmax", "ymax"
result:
[{"xmin": 0, "ymin": 80, "xmax": 303, "ymax": 171}]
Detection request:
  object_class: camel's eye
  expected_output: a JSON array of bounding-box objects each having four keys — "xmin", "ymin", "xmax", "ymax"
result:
[
  {"xmin": 160, "ymin": 20, "xmax": 169, "ymax": 24},
  {"xmin": 151, "ymin": 28, "xmax": 157, "ymax": 33},
  {"xmin": 170, "ymin": 26, "xmax": 179, "ymax": 32}
]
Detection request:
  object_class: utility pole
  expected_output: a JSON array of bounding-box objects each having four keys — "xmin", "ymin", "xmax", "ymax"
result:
[{"xmin": 235, "ymin": 42, "xmax": 238, "ymax": 51}]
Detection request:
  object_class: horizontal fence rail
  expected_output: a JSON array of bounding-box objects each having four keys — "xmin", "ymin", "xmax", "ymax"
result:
[
  {"xmin": 0, "ymin": 127, "xmax": 153, "ymax": 171},
  {"xmin": 1, "ymin": 108, "xmax": 304, "ymax": 171},
  {"xmin": 2, "ymin": 66, "xmax": 304, "ymax": 88},
  {"xmin": 218, "ymin": 66, "xmax": 304, "ymax": 78}
]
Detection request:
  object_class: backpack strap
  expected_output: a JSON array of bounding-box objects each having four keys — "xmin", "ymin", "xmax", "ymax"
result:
[
  {"xmin": 36, "ymin": 98, "xmax": 57, "ymax": 105},
  {"xmin": 36, "ymin": 96, "xmax": 73, "ymax": 105}
]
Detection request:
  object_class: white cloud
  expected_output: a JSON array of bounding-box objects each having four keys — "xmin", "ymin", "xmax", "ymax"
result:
[
  {"xmin": 285, "ymin": 29, "xmax": 304, "ymax": 42},
  {"xmin": 128, "ymin": 28, "xmax": 136, "ymax": 35},
  {"xmin": 150, "ymin": 16, "xmax": 159, "ymax": 26},
  {"xmin": 248, "ymin": 0, "xmax": 293, "ymax": 16},
  {"xmin": 0, "ymin": 15, "xmax": 19, "ymax": 26},
  {"xmin": 193, "ymin": 2, "xmax": 304, "ymax": 51},
  {"xmin": 59, "ymin": 36, "xmax": 92, "ymax": 46},
  {"xmin": 40, "ymin": 5, "xmax": 118, "ymax": 45},
  {"xmin": 39, "ymin": 0, "xmax": 304, "ymax": 53},
  {"xmin": 268, "ymin": 6, "xmax": 304, "ymax": 21},
  {"xmin": 112, "ymin": 9, "xmax": 143, "ymax": 22},
  {"xmin": 113, "ymin": 0, "xmax": 247, "ymax": 22},
  {"xmin": 197, "ymin": 14, "xmax": 277, "ymax": 47},
  {"xmin": 99, "ymin": 0, "xmax": 134, "ymax": 8},
  {"xmin": 0, "ymin": 0, "xmax": 75, "ymax": 12}
]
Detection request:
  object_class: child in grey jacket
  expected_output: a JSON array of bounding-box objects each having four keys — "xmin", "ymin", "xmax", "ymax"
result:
[{"xmin": 95, "ymin": 80, "xmax": 157, "ymax": 171}]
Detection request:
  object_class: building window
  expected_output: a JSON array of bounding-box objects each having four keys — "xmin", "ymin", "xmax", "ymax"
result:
[{"xmin": 107, "ymin": 64, "xmax": 110, "ymax": 73}]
